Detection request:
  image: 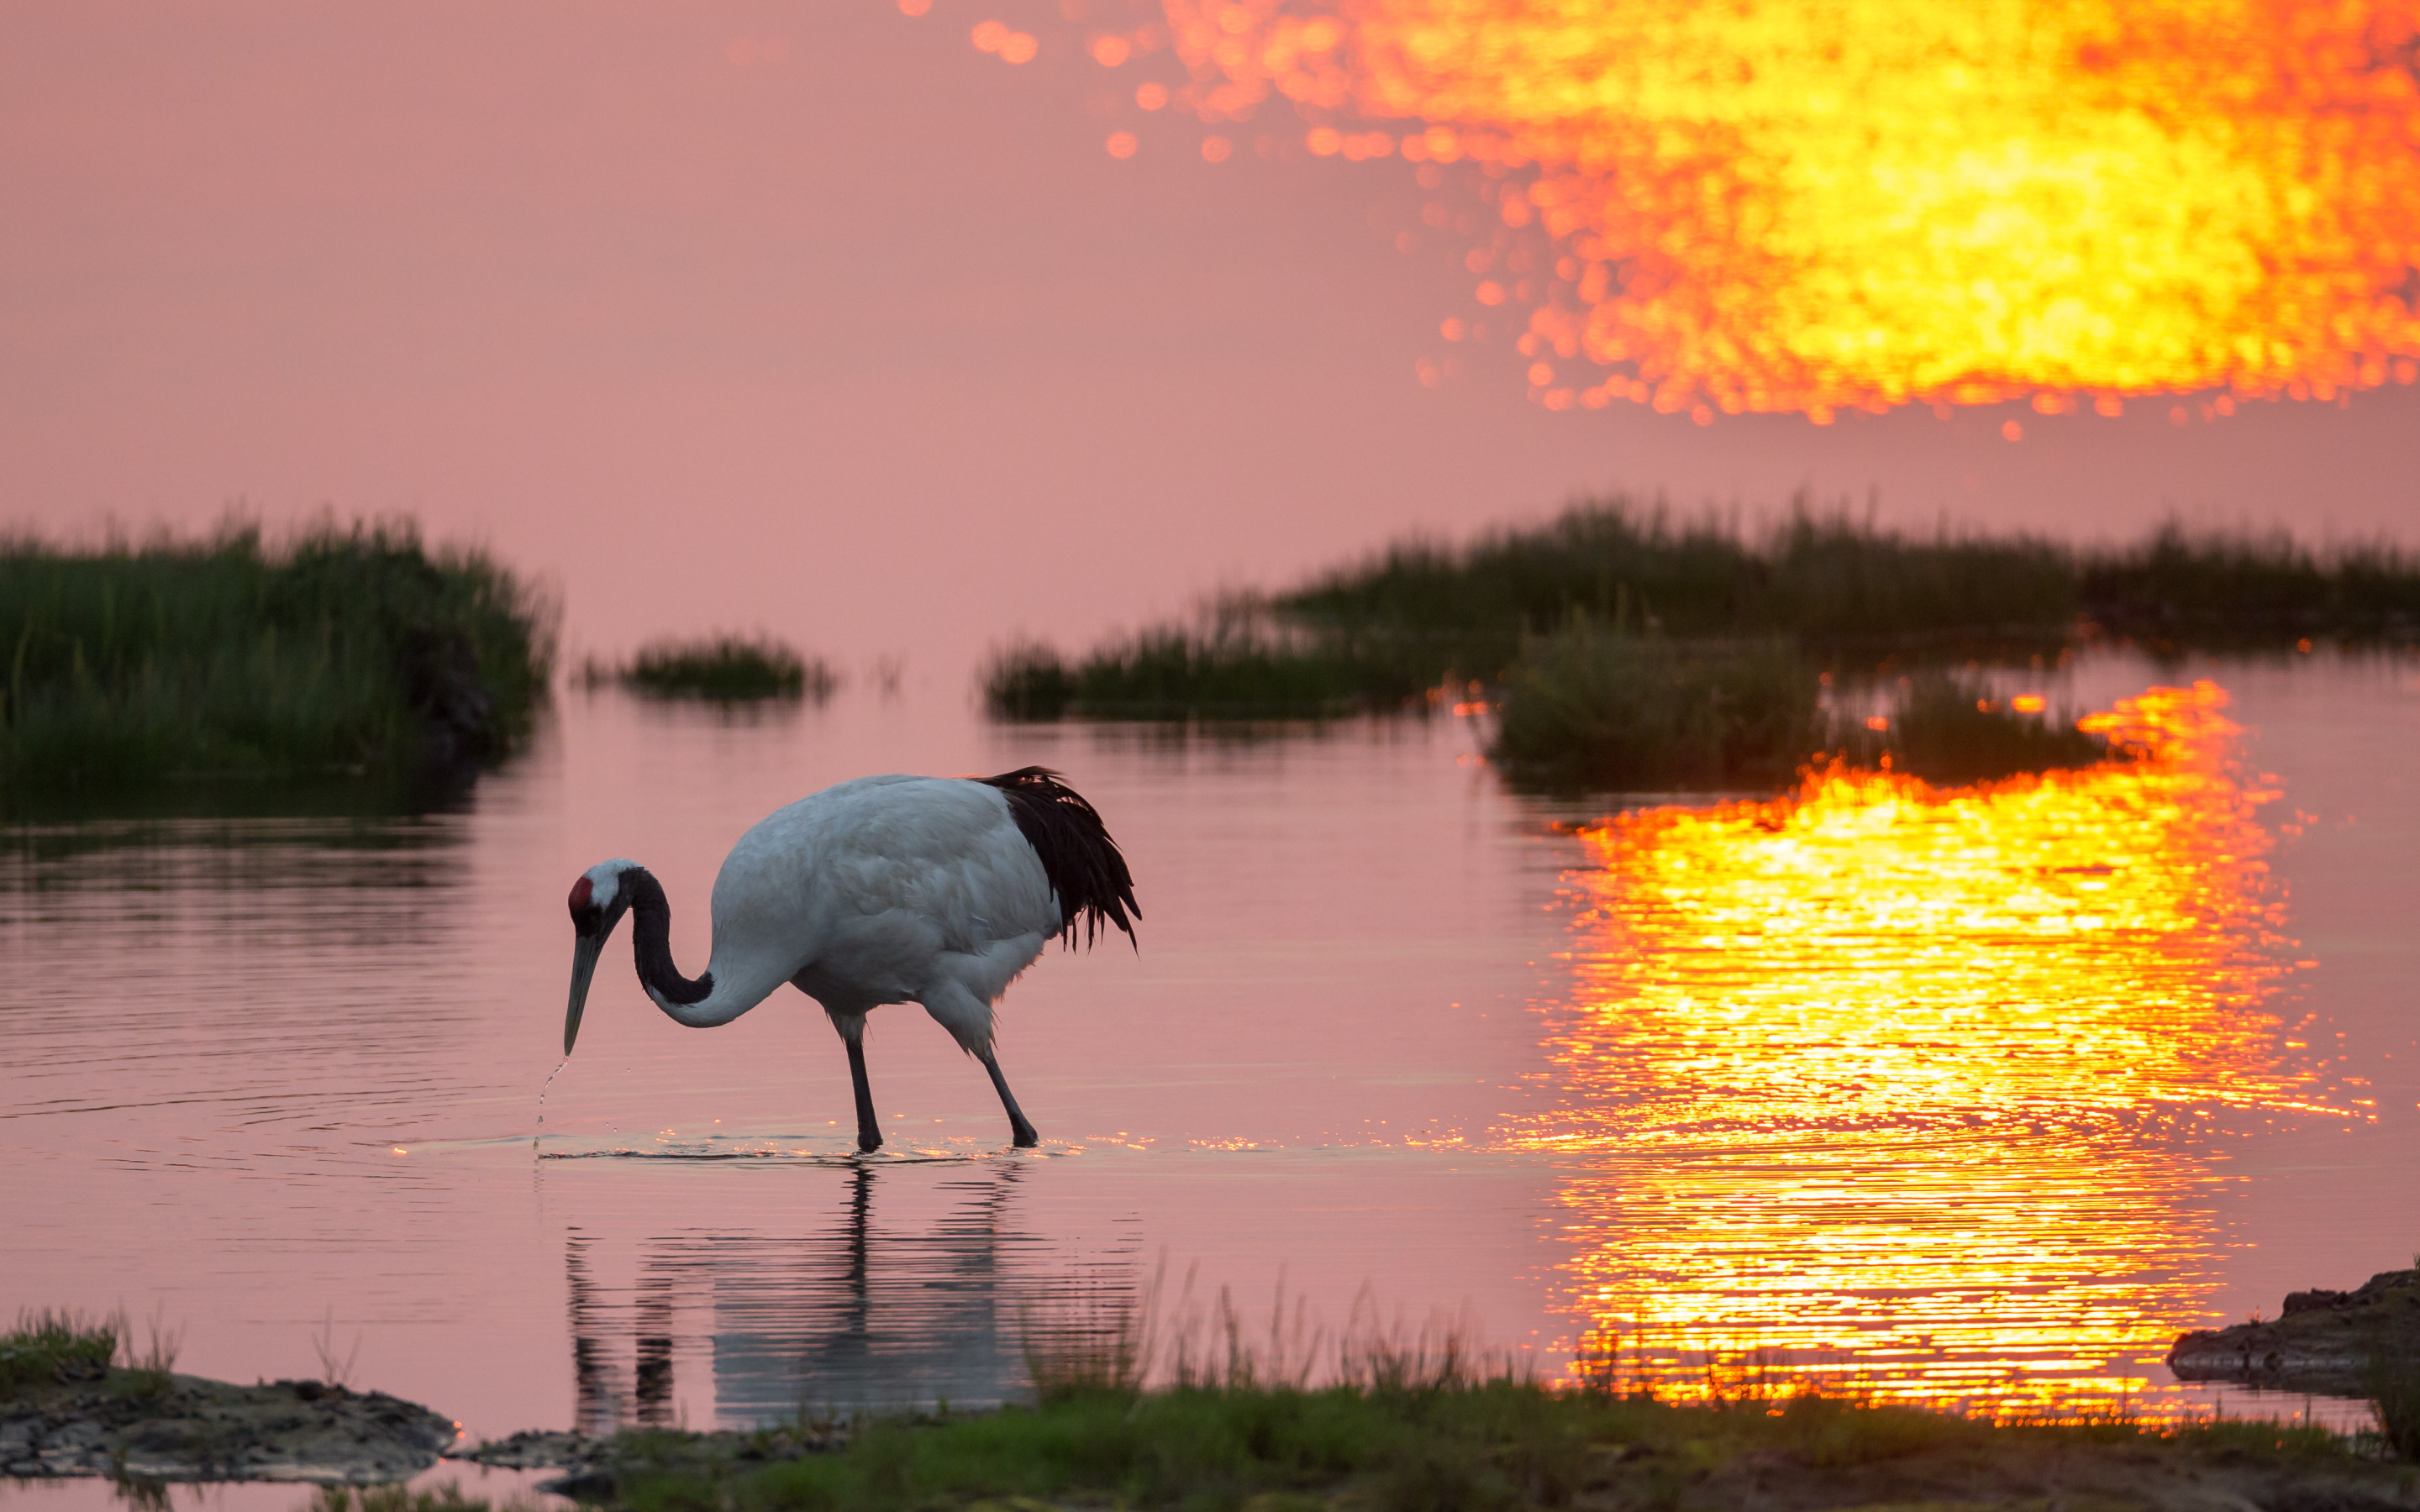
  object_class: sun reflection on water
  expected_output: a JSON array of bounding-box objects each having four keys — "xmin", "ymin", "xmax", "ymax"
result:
[
  {"xmin": 1145, "ymin": 0, "xmax": 2420, "ymax": 417},
  {"xmin": 1526, "ymin": 682, "xmax": 2341, "ymax": 1410}
]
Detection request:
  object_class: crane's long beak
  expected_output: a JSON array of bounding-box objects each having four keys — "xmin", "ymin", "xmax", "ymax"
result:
[{"xmin": 565, "ymin": 933, "xmax": 607, "ymax": 1056}]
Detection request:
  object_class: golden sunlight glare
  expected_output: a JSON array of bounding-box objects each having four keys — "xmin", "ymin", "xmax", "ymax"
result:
[
  {"xmin": 1155, "ymin": 0, "xmax": 2420, "ymax": 417},
  {"xmin": 1522, "ymin": 684, "xmax": 2347, "ymax": 1410}
]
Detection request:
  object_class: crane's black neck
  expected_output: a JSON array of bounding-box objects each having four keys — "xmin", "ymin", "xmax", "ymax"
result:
[{"xmin": 618, "ymin": 867, "xmax": 715, "ymax": 1006}]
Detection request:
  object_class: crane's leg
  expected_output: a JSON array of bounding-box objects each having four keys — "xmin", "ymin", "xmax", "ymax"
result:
[
  {"xmin": 844, "ymin": 1027, "xmax": 883, "ymax": 1154},
  {"xmin": 805, "ymin": 990, "xmax": 886, "ymax": 1154},
  {"xmin": 918, "ymin": 979, "xmax": 1037, "ymax": 1149},
  {"xmin": 979, "ymin": 1050, "xmax": 1039, "ymax": 1148}
]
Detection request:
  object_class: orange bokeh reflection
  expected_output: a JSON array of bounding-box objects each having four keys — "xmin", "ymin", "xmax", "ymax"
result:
[
  {"xmin": 1159, "ymin": 0, "xmax": 2420, "ymax": 416},
  {"xmin": 1527, "ymin": 683, "xmax": 2339, "ymax": 1410}
]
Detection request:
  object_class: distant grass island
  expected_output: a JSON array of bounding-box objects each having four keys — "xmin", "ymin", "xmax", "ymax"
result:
[
  {"xmin": 582, "ymin": 633, "xmax": 836, "ymax": 703},
  {"xmin": 0, "ymin": 521, "xmax": 553, "ymax": 800},
  {"xmin": 985, "ymin": 500, "xmax": 2420, "ymax": 792}
]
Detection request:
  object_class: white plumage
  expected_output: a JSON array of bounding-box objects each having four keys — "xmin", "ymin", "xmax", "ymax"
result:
[{"xmin": 562, "ymin": 767, "xmax": 1138, "ymax": 1152}]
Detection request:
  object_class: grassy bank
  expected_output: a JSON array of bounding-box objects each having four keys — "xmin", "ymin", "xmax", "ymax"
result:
[
  {"xmin": 986, "ymin": 501, "xmax": 2420, "ymax": 727},
  {"xmin": 586, "ymin": 633, "xmax": 834, "ymax": 702},
  {"xmin": 1279, "ymin": 505, "xmax": 2080, "ymax": 654},
  {"xmin": 8, "ymin": 1307, "xmax": 2409, "ymax": 1508},
  {"xmin": 1488, "ymin": 628, "xmax": 2119, "ymax": 792},
  {"xmin": 983, "ymin": 615, "xmax": 1423, "ymax": 722},
  {"xmin": 0, "ymin": 1310, "xmax": 118, "ymax": 1397},
  {"xmin": 1488, "ymin": 630, "xmax": 1822, "ymax": 791},
  {"xmin": 1, "ymin": 1307, "xmax": 177, "ymax": 1401},
  {"xmin": 429, "ymin": 1379, "xmax": 2417, "ymax": 1512},
  {"xmin": 418, "ymin": 1284, "xmax": 2419, "ymax": 1509},
  {"xmin": 0, "ymin": 522, "xmax": 554, "ymax": 794}
]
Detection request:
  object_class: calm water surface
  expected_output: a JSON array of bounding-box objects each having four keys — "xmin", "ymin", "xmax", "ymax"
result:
[{"xmin": 6, "ymin": 654, "xmax": 2418, "ymax": 1497}]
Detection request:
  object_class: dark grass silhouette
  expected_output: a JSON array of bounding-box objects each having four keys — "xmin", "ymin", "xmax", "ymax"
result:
[
  {"xmin": 596, "ymin": 633, "xmax": 834, "ymax": 701},
  {"xmin": 0, "ymin": 521, "xmax": 553, "ymax": 794},
  {"xmin": 984, "ymin": 500, "xmax": 2420, "ymax": 727}
]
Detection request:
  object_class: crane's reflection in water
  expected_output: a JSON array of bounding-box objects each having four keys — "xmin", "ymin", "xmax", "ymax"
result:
[
  {"xmin": 1523, "ymin": 683, "xmax": 2344, "ymax": 1410},
  {"xmin": 563, "ymin": 1160, "xmax": 1137, "ymax": 1429}
]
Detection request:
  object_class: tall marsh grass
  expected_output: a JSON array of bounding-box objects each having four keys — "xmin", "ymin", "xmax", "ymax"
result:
[
  {"xmin": 2086, "ymin": 521, "xmax": 2420, "ymax": 637},
  {"xmin": 1490, "ymin": 630, "xmax": 2120, "ymax": 793},
  {"xmin": 0, "ymin": 1305, "xmax": 178, "ymax": 1399},
  {"xmin": 985, "ymin": 500, "xmax": 2420, "ymax": 727},
  {"xmin": 0, "ymin": 1309, "xmax": 117, "ymax": 1399},
  {"xmin": 1280, "ymin": 500, "xmax": 2081, "ymax": 648},
  {"xmin": 984, "ymin": 605, "xmax": 1428, "ymax": 722},
  {"xmin": 2371, "ymin": 1356, "xmax": 2420, "ymax": 1460},
  {"xmin": 587, "ymin": 1278, "xmax": 2413, "ymax": 1512},
  {"xmin": 591, "ymin": 633, "xmax": 834, "ymax": 701},
  {"xmin": 0, "ymin": 522, "xmax": 554, "ymax": 793},
  {"xmin": 1490, "ymin": 627, "xmax": 1821, "ymax": 791}
]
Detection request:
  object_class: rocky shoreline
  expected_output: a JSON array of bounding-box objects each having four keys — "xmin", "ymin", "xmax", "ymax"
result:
[
  {"xmin": 2168, "ymin": 1267, "xmax": 2420, "ymax": 1394},
  {"xmin": 1, "ymin": 1371, "xmax": 456, "ymax": 1483}
]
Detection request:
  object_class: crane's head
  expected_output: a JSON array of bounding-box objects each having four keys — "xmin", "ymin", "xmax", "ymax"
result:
[{"xmin": 563, "ymin": 859, "xmax": 639, "ymax": 1055}]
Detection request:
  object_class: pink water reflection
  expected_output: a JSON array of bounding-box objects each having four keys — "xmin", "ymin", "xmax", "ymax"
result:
[
  {"xmin": 1, "ymin": 689, "xmax": 1562, "ymax": 1446},
  {"xmin": 5, "ymin": 660, "xmax": 2420, "ymax": 1495}
]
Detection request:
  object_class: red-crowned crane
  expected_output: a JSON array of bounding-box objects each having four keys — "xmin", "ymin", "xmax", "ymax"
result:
[{"xmin": 562, "ymin": 767, "xmax": 1138, "ymax": 1152}]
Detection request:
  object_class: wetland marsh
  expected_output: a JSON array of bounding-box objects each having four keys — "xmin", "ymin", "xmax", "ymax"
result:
[{"xmin": 4, "ymin": 652, "xmax": 2419, "ymax": 1511}]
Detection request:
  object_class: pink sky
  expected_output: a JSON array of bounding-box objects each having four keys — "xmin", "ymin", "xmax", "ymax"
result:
[{"xmin": 7, "ymin": 2, "xmax": 2417, "ymax": 679}]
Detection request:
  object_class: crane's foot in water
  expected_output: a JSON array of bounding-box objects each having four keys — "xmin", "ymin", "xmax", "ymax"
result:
[
  {"xmin": 856, "ymin": 1126, "xmax": 884, "ymax": 1154},
  {"xmin": 982, "ymin": 1050, "xmax": 1039, "ymax": 1149}
]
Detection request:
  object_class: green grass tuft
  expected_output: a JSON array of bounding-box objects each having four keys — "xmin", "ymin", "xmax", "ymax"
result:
[
  {"xmin": 116, "ymin": 1304, "xmax": 182, "ymax": 1399},
  {"xmin": 0, "ymin": 1308, "xmax": 118, "ymax": 1399},
  {"xmin": 598, "ymin": 633, "xmax": 834, "ymax": 701},
  {"xmin": 593, "ymin": 1377, "xmax": 2391, "ymax": 1512},
  {"xmin": 1488, "ymin": 627, "xmax": 1823, "ymax": 792},
  {"xmin": 1018, "ymin": 607, "xmax": 1426, "ymax": 722},
  {"xmin": 980, "ymin": 639, "xmax": 1080, "ymax": 722},
  {"xmin": 0, "ymin": 519, "xmax": 554, "ymax": 794},
  {"xmin": 1488, "ymin": 632, "xmax": 2125, "ymax": 795},
  {"xmin": 2370, "ymin": 1355, "xmax": 2420, "ymax": 1461}
]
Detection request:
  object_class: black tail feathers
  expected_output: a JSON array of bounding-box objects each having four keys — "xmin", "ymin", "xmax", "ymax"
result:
[{"xmin": 979, "ymin": 766, "xmax": 1140, "ymax": 948}]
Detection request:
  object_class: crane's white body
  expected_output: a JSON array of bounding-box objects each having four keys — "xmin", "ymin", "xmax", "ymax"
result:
[
  {"xmin": 566, "ymin": 764, "xmax": 1134, "ymax": 1151},
  {"xmin": 623, "ymin": 774, "xmax": 1063, "ymax": 1051}
]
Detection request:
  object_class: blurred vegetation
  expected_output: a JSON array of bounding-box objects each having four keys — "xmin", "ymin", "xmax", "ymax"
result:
[
  {"xmin": 2373, "ymin": 1354, "xmax": 2420, "ymax": 1462},
  {"xmin": 1490, "ymin": 627, "xmax": 1822, "ymax": 791},
  {"xmin": 1489, "ymin": 632, "xmax": 2119, "ymax": 793},
  {"xmin": 1279, "ymin": 502, "xmax": 2079, "ymax": 655},
  {"xmin": 982, "ymin": 608, "xmax": 1414, "ymax": 722},
  {"xmin": 0, "ymin": 1305, "xmax": 178, "ymax": 1402},
  {"xmin": 587, "ymin": 633, "xmax": 834, "ymax": 702},
  {"xmin": 985, "ymin": 499, "xmax": 2420, "ymax": 729},
  {"xmin": 427, "ymin": 1266, "xmax": 2416, "ymax": 1512},
  {"xmin": 2086, "ymin": 521, "xmax": 2420, "ymax": 638},
  {"xmin": 455, "ymin": 1377, "xmax": 2410, "ymax": 1512},
  {"xmin": 1867, "ymin": 672, "xmax": 2116, "ymax": 785},
  {"xmin": 981, "ymin": 639, "xmax": 1082, "ymax": 721},
  {"xmin": 985, "ymin": 499, "xmax": 2413, "ymax": 790},
  {"xmin": 0, "ymin": 522, "xmax": 554, "ymax": 795},
  {"xmin": 0, "ymin": 1309, "xmax": 117, "ymax": 1399}
]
